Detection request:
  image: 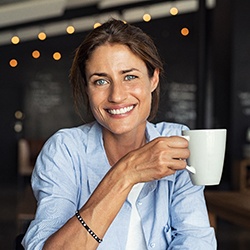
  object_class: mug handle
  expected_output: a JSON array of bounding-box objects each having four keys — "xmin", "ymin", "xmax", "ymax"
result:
[
  {"xmin": 186, "ymin": 165, "xmax": 196, "ymax": 174},
  {"xmin": 180, "ymin": 135, "xmax": 196, "ymax": 174}
]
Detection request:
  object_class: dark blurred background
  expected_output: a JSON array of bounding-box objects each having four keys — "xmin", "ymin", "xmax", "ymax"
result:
[{"xmin": 0, "ymin": 0, "xmax": 250, "ymax": 249}]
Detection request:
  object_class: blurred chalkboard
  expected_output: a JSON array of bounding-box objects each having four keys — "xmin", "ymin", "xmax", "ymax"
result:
[
  {"xmin": 158, "ymin": 81, "xmax": 197, "ymax": 128},
  {"xmin": 238, "ymin": 91, "xmax": 250, "ymax": 117},
  {"xmin": 24, "ymin": 71, "xmax": 80, "ymax": 139}
]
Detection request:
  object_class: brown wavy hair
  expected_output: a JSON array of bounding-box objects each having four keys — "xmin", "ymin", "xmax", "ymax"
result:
[{"xmin": 70, "ymin": 18, "xmax": 164, "ymax": 122}]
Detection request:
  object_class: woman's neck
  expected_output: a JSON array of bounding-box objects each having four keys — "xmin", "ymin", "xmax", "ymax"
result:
[{"xmin": 103, "ymin": 128, "xmax": 147, "ymax": 167}]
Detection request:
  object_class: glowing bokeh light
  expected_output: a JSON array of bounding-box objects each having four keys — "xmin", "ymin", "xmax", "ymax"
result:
[
  {"xmin": 53, "ymin": 52, "xmax": 61, "ymax": 60},
  {"xmin": 11, "ymin": 36, "xmax": 20, "ymax": 44},
  {"xmin": 66, "ymin": 25, "xmax": 75, "ymax": 34},
  {"xmin": 9, "ymin": 59, "xmax": 18, "ymax": 67},
  {"xmin": 32, "ymin": 50, "xmax": 40, "ymax": 59},
  {"xmin": 38, "ymin": 32, "xmax": 46, "ymax": 40},
  {"xmin": 94, "ymin": 22, "xmax": 101, "ymax": 29},
  {"xmin": 181, "ymin": 27, "xmax": 190, "ymax": 36},
  {"xmin": 143, "ymin": 13, "xmax": 151, "ymax": 22},
  {"xmin": 170, "ymin": 7, "xmax": 178, "ymax": 16},
  {"xmin": 15, "ymin": 110, "xmax": 24, "ymax": 119},
  {"xmin": 14, "ymin": 122, "xmax": 23, "ymax": 132}
]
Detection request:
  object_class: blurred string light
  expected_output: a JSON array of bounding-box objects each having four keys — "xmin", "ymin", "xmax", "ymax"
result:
[
  {"xmin": 14, "ymin": 121, "xmax": 23, "ymax": 132},
  {"xmin": 14, "ymin": 110, "xmax": 24, "ymax": 133},
  {"xmin": 8, "ymin": 25, "xmax": 191, "ymax": 68},
  {"xmin": 143, "ymin": 13, "xmax": 151, "ymax": 22},
  {"xmin": 94, "ymin": 22, "xmax": 101, "ymax": 29},
  {"xmin": 0, "ymin": 0, "xmax": 216, "ymax": 47},
  {"xmin": 66, "ymin": 25, "xmax": 75, "ymax": 34},
  {"xmin": 9, "ymin": 59, "xmax": 18, "ymax": 67},
  {"xmin": 170, "ymin": 7, "xmax": 178, "ymax": 16},
  {"xmin": 11, "ymin": 35, "xmax": 20, "ymax": 44},
  {"xmin": 181, "ymin": 27, "xmax": 190, "ymax": 36},
  {"xmin": 38, "ymin": 31, "xmax": 46, "ymax": 40},
  {"xmin": 32, "ymin": 50, "xmax": 40, "ymax": 59},
  {"xmin": 53, "ymin": 52, "xmax": 61, "ymax": 60},
  {"xmin": 15, "ymin": 110, "xmax": 24, "ymax": 119},
  {"xmin": 5, "ymin": 1, "xmax": 202, "ymax": 68}
]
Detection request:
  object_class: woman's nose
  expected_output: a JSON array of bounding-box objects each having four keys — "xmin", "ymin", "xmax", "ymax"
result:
[{"xmin": 108, "ymin": 82, "xmax": 127, "ymax": 103}]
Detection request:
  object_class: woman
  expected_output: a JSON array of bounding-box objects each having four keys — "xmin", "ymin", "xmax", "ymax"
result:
[{"xmin": 23, "ymin": 19, "xmax": 216, "ymax": 249}]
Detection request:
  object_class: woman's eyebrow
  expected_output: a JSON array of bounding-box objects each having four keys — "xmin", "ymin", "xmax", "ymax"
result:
[
  {"xmin": 88, "ymin": 72, "xmax": 107, "ymax": 79},
  {"xmin": 121, "ymin": 68, "xmax": 140, "ymax": 74}
]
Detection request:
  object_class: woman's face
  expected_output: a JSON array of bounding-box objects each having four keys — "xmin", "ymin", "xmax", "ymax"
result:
[{"xmin": 85, "ymin": 43, "xmax": 159, "ymax": 136}]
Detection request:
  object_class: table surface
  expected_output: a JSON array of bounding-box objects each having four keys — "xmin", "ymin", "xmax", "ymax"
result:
[{"xmin": 205, "ymin": 191, "xmax": 250, "ymax": 229}]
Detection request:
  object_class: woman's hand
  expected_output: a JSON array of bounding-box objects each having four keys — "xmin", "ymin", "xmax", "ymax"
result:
[{"xmin": 115, "ymin": 136, "xmax": 190, "ymax": 185}]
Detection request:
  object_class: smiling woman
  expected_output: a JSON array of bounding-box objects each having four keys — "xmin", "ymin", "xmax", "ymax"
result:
[
  {"xmin": 22, "ymin": 19, "xmax": 216, "ymax": 250},
  {"xmin": 71, "ymin": 19, "xmax": 163, "ymax": 123}
]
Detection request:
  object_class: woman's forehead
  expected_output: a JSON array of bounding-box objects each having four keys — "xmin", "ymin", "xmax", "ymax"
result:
[{"xmin": 86, "ymin": 43, "xmax": 146, "ymax": 72}]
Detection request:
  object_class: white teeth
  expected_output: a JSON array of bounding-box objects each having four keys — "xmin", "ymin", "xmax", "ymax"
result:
[{"xmin": 108, "ymin": 105, "xmax": 134, "ymax": 115}]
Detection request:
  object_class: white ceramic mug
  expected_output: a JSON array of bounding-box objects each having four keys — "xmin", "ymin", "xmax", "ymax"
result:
[{"xmin": 181, "ymin": 129, "xmax": 227, "ymax": 186}]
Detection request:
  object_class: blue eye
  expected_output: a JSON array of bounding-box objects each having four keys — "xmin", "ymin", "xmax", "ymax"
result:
[
  {"xmin": 125, "ymin": 75, "xmax": 137, "ymax": 81},
  {"xmin": 95, "ymin": 79, "xmax": 108, "ymax": 85}
]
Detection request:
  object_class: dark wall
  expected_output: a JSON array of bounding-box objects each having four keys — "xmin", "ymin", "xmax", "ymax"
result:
[
  {"xmin": 0, "ymin": 86, "xmax": 21, "ymax": 183},
  {"xmin": 211, "ymin": 0, "xmax": 232, "ymax": 185},
  {"xmin": 212, "ymin": 0, "xmax": 250, "ymax": 187},
  {"xmin": 230, "ymin": 0, "xmax": 250, "ymax": 160},
  {"xmin": 228, "ymin": 0, "xmax": 250, "ymax": 189},
  {"xmin": 0, "ymin": 33, "xmax": 83, "ymax": 184}
]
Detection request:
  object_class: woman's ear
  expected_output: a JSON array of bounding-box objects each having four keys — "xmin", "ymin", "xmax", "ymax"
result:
[{"xmin": 150, "ymin": 68, "xmax": 160, "ymax": 92}]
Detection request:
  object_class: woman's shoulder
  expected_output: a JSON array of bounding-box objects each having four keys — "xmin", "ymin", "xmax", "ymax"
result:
[
  {"xmin": 56, "ymin": 122, "xmax": 93, "ymax": 137},
  {"xmin": 44, "ymin": 122, "xmax": 98, "ymax": 148}
]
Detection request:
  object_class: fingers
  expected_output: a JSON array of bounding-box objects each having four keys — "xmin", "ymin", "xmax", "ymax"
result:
[
  {"xmin": 151, "ymin": 136, "xmax": 190, "ymax": 160},
  {"xmin": 166, "ymin": 136, "xmax": 189, "ymax": 148},
  {"xmin": 147, "ymin": 137, "xmax": 190, "ymax": 173},
  {"xmin": 167, "ymin": 158, "xmax": 188, "ymax": 171},
  {"xmin": 168, "ymin": 147, "xmax": 190, "ymax": 161}
]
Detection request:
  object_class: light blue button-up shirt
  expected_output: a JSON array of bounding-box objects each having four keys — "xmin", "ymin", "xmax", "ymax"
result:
[{"xmin": 22, "ymin": 121, "xmax": 216, "ymax": 249}]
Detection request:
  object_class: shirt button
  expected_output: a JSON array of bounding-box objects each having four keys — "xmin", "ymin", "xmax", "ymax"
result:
[
  {"xmin": 150, "ymin": 242, "xmax": 156, "ymax": 248},
  {"xmin": 137, "ymin": 201, "xmax": 142, "ymax": 205}
]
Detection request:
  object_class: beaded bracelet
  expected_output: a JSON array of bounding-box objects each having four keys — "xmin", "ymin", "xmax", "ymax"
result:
[{"xmin": 75, "ymin": 210, "xmax": 103, "ymax": 243}]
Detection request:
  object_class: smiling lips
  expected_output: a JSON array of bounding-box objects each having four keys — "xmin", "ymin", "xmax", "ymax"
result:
[{"xmin": 107, "ymin": 105, "xmax": 135, "ymax": 115}]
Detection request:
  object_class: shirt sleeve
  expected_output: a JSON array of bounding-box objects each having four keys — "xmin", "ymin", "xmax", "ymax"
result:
[
  {"xmin": 168, "ymin": 170, "xmax": 217, "ymax": 249},
  {"xmin": 22, "ymin": 132, "xmax": 81, "ymax": 249}
]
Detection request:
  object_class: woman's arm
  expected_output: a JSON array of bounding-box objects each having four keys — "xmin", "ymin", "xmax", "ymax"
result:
[
  {"xmin": 43, "ymin": 136, "xmax": 189, "ymax": 249},
  {"xmin": 43, "ymin": 162, "xmax": 133, "ymax": 249},
  {"xmin": 168, "ymin": 171, "xmax": 216, "ymax": 249}
]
